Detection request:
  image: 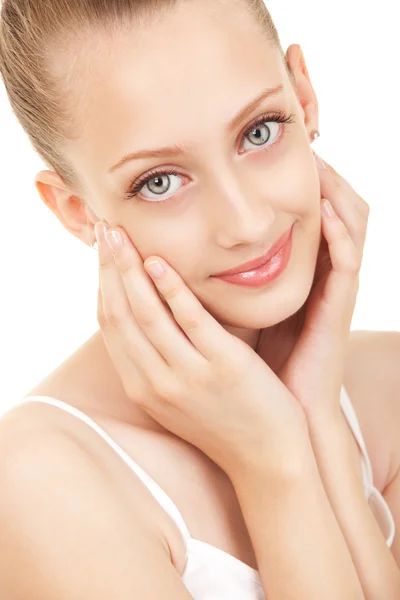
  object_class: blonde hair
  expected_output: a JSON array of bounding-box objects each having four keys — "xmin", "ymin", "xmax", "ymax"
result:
[{"xmin": 0, "ymin": 0, "xmax": 291, "ymax": 195}]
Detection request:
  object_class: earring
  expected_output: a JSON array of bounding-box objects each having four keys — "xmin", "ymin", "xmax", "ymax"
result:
[
  {"xmin": 311, "ymin": 129, "xmax": 320, "ymax": 143},
  {"xmin": 91, "ymin": 240, "xmax": 98, "ymax": 251}
]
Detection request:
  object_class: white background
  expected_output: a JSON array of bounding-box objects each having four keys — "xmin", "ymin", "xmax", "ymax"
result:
[{"xmin": 0, "ymin": 0, "xmax": 399, "ymax": 414}]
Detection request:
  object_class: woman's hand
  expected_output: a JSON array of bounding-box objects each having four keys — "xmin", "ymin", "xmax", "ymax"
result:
[
  {"xmin": 258, "ymin": 152, "xmax": 370, "ymax": 424},
  {"xmin": 94, "ymin": 221, "xmax": 308, "ymax": 479}
]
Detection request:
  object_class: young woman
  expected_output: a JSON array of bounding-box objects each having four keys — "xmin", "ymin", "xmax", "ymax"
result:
[{"xmin": 0, "ymin": 0, "xmax": 399, "ymax": 598}]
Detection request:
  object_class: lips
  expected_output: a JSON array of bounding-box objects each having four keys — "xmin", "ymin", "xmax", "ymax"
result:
[{"xmin": 212, "ymin": 224, "xmax": 294, "ymax": 277}]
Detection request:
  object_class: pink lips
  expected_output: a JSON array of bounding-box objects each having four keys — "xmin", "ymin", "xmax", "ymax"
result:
[{"xmin": 212, "ymin": 224, "xmax": 294, "ymax": 288}]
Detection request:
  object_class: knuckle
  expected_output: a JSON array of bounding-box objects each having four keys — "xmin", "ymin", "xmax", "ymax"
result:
[
  {"xmin": 107, "ymin": 310, "xmax": 130, "ymax": 328},
  {"xmin": 126, "ymin": 382, "xmax": 148, "ymax": 407},
  {"xmin": 332, "ymin": 174, "xmax": 342, "ymax": 191},
  {"xmin": 135, "ymin": 307, "xmax": 156, "ymax": 328},
  {"xmin": 97, "ymin": 311, "xmax": 108, "ymax": 329},
  {"xmin": 106, "ymin": 313, "xmax": 120, "ymax": 328},
  {"xmin": 359, "ymin": 201, "xmax": 370, "ymax": 217},
  {"xmin": 161, "ymin": 281, "xmax": 182, "ymax": 302},
  {"xmin": 181, "ymin": 307, "xmax": 202, "ymax": 331},
  {"xmin": 98, "ymin": 254, "xmax": 114, "ymax": 268},
  {"xmin": 153, "ymin": 378, "xmax": 182, "ymax": 404},
  {"xmin": 359, "ymin": 216, "xmax": 369, "ymax": 232},
  {"xmin": 117, "ymin": 256, "xmax": 133, "ymax": 275},
  {"xmin": 347, "ymin": 254, "xmax": 362, "ymax": 275},
  {"xmin": 134, "ymin": 392, "xmax": 150, "ymax": 410}
]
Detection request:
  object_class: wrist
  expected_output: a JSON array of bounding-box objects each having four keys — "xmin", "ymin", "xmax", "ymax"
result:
[{"xmin": 228, "ymin": 426, "xmax": 316, "ymax": 490}]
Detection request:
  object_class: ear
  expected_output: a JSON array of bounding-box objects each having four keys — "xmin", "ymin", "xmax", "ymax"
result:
[
  {"xmin": 34, "ymin": 170, "xmax": 99, "ymax": 248},
  {"xmin": 285, "ymin": 44, "xmax": 319, "ymax": 139}
]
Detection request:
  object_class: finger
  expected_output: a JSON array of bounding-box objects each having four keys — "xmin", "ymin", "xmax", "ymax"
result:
[
  {"xmin": 102, "ymin": 224, "xmax": 213, "ymax": 376},
  {"xmin": 319, "ymin": 199, "xmax": 360, "ymax": 325},
  {"xmin": 313, "ymin": 151, "xmax": 370, "ymax": 217},
  {"xmin": 144, "ymin": 256, "xmax": 238, "ymax": 365},
  {"xmin": 313, "ymin": 152, "xmax": 370, "ymax": 253},
  {"xmin": 321, "ymin": 199, "xmax": 361, "ymax": 273},
  {"xmin": 106, "ymin": 226, "xmax": 236, "ymax": 366},
  {"xmin": 97, "ymin": 283, "xmax": 146, "ymax": 390},
  {"xmin": 95, "ymin": 222, "xmax": 173, "ymax": 384}
]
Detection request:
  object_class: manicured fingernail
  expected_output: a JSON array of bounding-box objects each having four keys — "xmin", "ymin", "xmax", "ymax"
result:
[
  {"xmin": 314, "ymin": 153, "xmax": 327, "ymax": 170},
  {"xmin": 145, "ymin": 260, "xmax": 165, "ymax": 278},
  {"xmin": 322, "ymin": 200, "xmax": 335, "ymax": 218},
  {"xmin": 95, "ymin": 221, "xmax": 108, "ymax": 245},
  {"xmin": 105, "ymin": 229, "xmax": 124, "ymax": 253}
]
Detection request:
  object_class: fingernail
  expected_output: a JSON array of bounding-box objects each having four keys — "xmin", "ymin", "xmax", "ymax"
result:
[
  {"xmin": 322, "ymin": 200, "xmax": 335, "ymax": 218},
  {"xmin": 314, "ymin": 153, "xmax": 327, "ymax": 170},
  {"xmin": 105, "ymin": 229, "xmax": 124, "ymax": 253},
  {"xmin": 145, "ymin": 260, "xmax": 165, "ymax": 278},
  {"xmin": 94, "ymin": 221, "xmax": 108, "ymax": 245}
]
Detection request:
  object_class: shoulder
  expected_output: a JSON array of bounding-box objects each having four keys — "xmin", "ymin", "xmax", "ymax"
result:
[
  {"xmin": 344, "ymin": 329, "xmax": 400, "ymax": 491},
  {"xmin": 0, "ymin": 403, "xmax": 172, "ymax": 596}
]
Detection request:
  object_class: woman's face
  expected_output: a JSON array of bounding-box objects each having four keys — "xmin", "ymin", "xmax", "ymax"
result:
[{"xmin": 54, "ymin": 0, "xmax": 322, "ymax": 347}]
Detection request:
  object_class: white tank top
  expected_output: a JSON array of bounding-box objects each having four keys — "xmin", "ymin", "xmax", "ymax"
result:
[{"xmin": 8, "ymin": 385, "xmax": 396, "ymax": 599}]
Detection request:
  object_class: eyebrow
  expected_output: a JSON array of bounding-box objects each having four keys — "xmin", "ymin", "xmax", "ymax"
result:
[{"xmin": 108, "ymin": 83, "xmax": 284, "ymax": 173}]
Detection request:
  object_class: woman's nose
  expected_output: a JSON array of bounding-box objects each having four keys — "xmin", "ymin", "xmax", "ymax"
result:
[{"xmin": 209, "ymin": 187, "xmax": 276, "ymax": 248}]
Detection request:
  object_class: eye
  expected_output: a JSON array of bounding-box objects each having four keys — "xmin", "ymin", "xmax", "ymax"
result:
[
  {"xmin": 125, "ymin": 109, "xmax": 296, "ymax": 203},
  {"xmin": 242, "ymin": 119, "xmax": 279, "ymax": 152},
  {"xmin": 129, "ymin": 168, "xmax": 183, "ymax": 202}
]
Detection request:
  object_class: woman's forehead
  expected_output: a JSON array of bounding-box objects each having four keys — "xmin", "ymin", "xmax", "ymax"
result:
[
  {"xmin": 81, "ymin": 22, "xmax": 283, "ymax": 123},
  {"xmin": 73, "ymin": 0, "xmax": 277, "ymax": 100}
]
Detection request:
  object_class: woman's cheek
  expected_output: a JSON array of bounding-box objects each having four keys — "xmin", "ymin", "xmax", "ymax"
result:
[{"xmin": 139, "ymin": 221, "xmax": 203, "ymax": 277}]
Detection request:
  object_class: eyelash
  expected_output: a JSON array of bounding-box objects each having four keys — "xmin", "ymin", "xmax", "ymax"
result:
[{"xmin": 125, "ymin": 109, "xmax": 296, "ymax": 202}]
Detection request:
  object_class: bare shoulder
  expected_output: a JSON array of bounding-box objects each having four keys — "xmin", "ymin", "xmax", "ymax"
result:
[
  {"xmin": 0, "ymin": 405, "xmax": 181, "ymax": 599},
  {"xmin": 344, "ymin": 329, "xmax": 400, "ymax": 491}
]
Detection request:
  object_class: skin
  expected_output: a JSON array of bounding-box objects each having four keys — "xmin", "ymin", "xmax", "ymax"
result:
[
  {"xmin": 14, "ymin": 0, "xmax": 400, "ymax": 581},
  {"xmin": 33, "ymin": 0, "xmax": 321, "ymax": 433}
]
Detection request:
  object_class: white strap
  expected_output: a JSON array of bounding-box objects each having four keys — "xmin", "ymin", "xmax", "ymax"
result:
[{"xmin": 11, "ymin": 396, "xmax": 193, "ymax": 544}]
